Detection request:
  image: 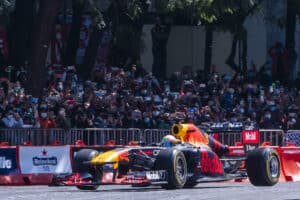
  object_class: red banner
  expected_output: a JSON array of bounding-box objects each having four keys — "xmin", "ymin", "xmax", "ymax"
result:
[{"xmin": 242, "ymin": 130, "xmax": 260, "ymax": 144}]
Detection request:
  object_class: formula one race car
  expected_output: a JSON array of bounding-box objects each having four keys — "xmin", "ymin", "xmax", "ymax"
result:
[{"xmin": 51, "ymin": 123, "xmax": 280, "ymax": 190}]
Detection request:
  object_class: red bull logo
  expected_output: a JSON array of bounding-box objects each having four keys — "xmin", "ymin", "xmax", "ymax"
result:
[{"xmin": 200, "ymin": 150, "xmax": 224, "ymax": 175}]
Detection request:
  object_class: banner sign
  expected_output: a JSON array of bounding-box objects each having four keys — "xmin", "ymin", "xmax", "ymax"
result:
[
  {"xmin": 242, "ymin": 130, "xmax": 260, "ymax": 144},
  {"xmin": 19, "ymin": 146, "xmax": 72, "ymax": 174},
  {"xmin": 242, "ymin": 130, "xmax": 260, "ymax": 153},
  {"xmin": 0, "ymin": 148, "xmax": 19, "ymax": 175},
  {"xmin": 285, "ymin": 131, "xmax": 300, "ymax": 146}
]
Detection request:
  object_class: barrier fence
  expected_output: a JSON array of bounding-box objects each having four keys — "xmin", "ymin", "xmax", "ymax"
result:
[
  {"xmin": 1, "ymin": 128, "xmax": 300, "ymax": 186},
  {"xmin": 84, "ymin": 128, "xmax": 142, "ymax": 145},
  {"xmin": 0, "ymin": 128, "xmax": 141, "ymax": 146},
  {"xmin": 0, "ymin": 128, "xmax": 298, "ymax": 146},
  {"xmin": 208, "ymin": 130, "xmax": 242, "ymax": 146},
  {"xmin": 259, "ymin": 129, "xmax": 284, "ymax": 146}
]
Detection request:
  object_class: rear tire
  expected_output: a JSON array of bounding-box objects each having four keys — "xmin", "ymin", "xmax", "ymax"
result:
[
  {"xmin": 73, "ymin": 149, "xmax": 101, "ymax": 190},
  {"xmin": 246, "ymin": 148, "xmax": 280, "ymax": 186},
  {"xmin": 155, "ymin": 148, "xmax": 187, "ymax": 189}
]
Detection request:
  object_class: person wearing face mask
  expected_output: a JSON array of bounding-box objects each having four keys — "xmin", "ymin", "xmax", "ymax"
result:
[
  {"xmin": 259, "ymin": 111, "xmax": 275, "ymax": 128},
  {"xmin": 38, "ymin": 111, "xmax": 50, "ymax": 128},
  {"xmin": 1, "ymin": 110, "xmax": 23, "ymax": 128}
]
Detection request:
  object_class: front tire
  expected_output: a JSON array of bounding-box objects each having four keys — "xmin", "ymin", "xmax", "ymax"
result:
[
  {"xmin": 246, "ymin": 148, "xmax": 280, "ymax": 186},
  {"xmin": 73, "ymin": 149, "xmax": 101, "ymax": 190},
  {"xmin": 155, "ymin": 148, "xmax": 187, "ymax": 189}
]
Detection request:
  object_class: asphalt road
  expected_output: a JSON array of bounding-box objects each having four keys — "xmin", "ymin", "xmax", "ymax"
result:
[{"xmin": 1, "ymin": 182, "xmax": 300, "ymax": 200}]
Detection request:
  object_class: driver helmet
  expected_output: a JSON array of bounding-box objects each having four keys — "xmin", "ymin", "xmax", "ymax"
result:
[{"xmin": 161, "ymin": 135, "xmax": 181, "ymax": 147}]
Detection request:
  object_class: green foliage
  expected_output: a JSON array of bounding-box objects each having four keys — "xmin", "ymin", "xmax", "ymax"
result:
[
  {"xmin": 0, "ymin": 0, "xmax": 14, "ymax": 15},
  {"xmin": 123, "ymin": 0, "xmax": 150, "ymax": 23},
  {"xmin": 127, "ymin": 0, "xmax": 143, "ymax": 20},
  {"xmin": 86, "ymin": 0, "xmax": 105, "ymax": 29},
  {"xmin": 156, "ymin": 0, "xmax": 263, "ymax": 31}
]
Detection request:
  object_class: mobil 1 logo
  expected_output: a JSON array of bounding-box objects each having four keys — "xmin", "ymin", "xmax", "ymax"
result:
[{"xmin": 242, "ymin": 130, "xmax": 260, "ymax": 154}]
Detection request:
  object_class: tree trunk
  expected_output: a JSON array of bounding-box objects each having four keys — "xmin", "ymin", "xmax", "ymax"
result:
[
  {"xmin": 226, "ymin": 34, "xmax": 240, "ymax": 73},
  {"xmin": 27, "ymin": 0, "xmax": 61, "ymax": 96},
  {"xmin": 151, "ymin": 24, "xmax": 170, "ymax": 80},
  {"xmin": 286, "ymin": 0, "xmax": 297, "ymax": 81},
  {"xmin": 64, "ymin": 0, "xmax": 85, "ymax": 66},
  {"xmin": 224, "ymin": 0, "xmax": 263, "ymax": 74},
  {"xmin": 242, "ymin": 31, "xmax": 248, "ymax": 74},
  {"xmin": 80, "ymin": 27, "xmax": 101, "ymax": 80},
  {"xmin": 7, "ymin": 0, "xmax": 35, "ymax": 79},
  {"xmin": 204, "ymin": 27, "xmax": 213, "ymax": 74},
  {"xmin": 286, "ymin": 0, "xmax": 296, "ymax": 47}
]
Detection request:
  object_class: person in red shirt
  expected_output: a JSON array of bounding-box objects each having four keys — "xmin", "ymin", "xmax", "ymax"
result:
[
  {"xmin": 47, "ymin": 111, "xmax": 57, "ymax": 128},
  {"xmin": 39, "ymin": 111, "xmax": 56, "ymax": 128}
]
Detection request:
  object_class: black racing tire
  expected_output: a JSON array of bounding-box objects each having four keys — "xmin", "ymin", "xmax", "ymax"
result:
[
  {"xmin": 73, "ymin": 149, "xmax": 101, "ymax": 190},
  {"xmin": 155, "ymin": 148, "xmax": 187, "ymax": 189},
  {"xmin": 246, "ymin": 147, "xmax": 280, "ymax": 186}
]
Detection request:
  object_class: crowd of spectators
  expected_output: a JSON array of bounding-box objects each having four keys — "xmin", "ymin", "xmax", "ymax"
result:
[{"xmin": 0, "ymin": 62, "xmax": 300, "ymax": 131}]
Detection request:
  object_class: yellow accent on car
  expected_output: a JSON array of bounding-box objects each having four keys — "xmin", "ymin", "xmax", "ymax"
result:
[
  {"xmin": 90, "ymin": 149, "xmax": 121, "ymax": 169},
  {"xmin": 171, "ymin": 124, "xmax": 188, "ymax": 142},
  {"xmin": 171, "ymin": 123, "xmax": 209, "ymax": 147}
]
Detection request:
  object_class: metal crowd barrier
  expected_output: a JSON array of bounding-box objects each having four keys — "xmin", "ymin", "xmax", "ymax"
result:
[
  {"xmin": 84, "ymin": 128, "xmax": 141, "ymax": 145},
  {"xmin": 259, "ymin": 129, "xmax": 284, "ymax": 146},
  {"xmin": 0, "ymin": 128, "xmax": 83, "ymax": 146},
  {"xmin": 207, "ymin": 130, "xmax": 242, "ymax": 146},
  {"xmin": 0, "ymin": 128, "xmax": 141, "ymax": 146},
  {"xmin": 142, "ymin": 129, "xmax": 242, "ymax": 146},
  {"xmin": 143, "ymin": 129, "xmax": 171, "ymax": 145},
  {"xmin": 207, "ymin": 129, "xmax": 284, "ymax": 146},
  {"xmin": 0, "ymin": 128, "xmax": 295, "ymax": 147}
]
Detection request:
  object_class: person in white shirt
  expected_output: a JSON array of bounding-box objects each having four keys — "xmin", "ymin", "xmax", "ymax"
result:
[{"xmin": 1, "ymin": 110, "xmax": 24, "ymax": 128}]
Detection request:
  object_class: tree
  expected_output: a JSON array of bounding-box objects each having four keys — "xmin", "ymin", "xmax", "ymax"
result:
[
  {"xmin": 286, "ymin": 0, "xmax": 300, "ymax": 81},
  {"xmin": 159, "ymin": 0, "xmax": 264, "ymax": 74},
  {"xmin": 0, "ymin": 0, "xmax": 14, "ymax": 15},
  {"xmin": 110, "ymin": 0, "xmax": 150, "ymax": 67},
  {"xmin": 0, "ymin": 0, "xmax": 267, "ymax": 95},
  {"xmin": 64, "ymin": 0, "xmax": 86, "ymax": 67},
  {"xmin": 7, "ymin": 0, "xmax": 35, "ymax": 71},
  {"xmin": 156, "ymin": 0, "xmax": 217, "ymax": 75},
  {"xmin": 64, "ymin": 0, "xmax": 149, "ymax": 79},
  {"xmin": 1, "ymin": 0, "xmax": 62, "ymax": 95},
  {"xmin": 1, "ymin": 0, "xmax": 151, "ymax": 95},
  {"xmin": 0, "ymin": 0, "xmax": 17, "ymax": 77},
  {"xmin": 219, "ymin": 0, "xmax": 264, "ymax": 74},
  {"xmin": 27, "ymin": 0, "xmax": 62, "ymax": 96},
  {"xmin": 80, "ymin": 0, "xmax": 105, "ymax": 80}
]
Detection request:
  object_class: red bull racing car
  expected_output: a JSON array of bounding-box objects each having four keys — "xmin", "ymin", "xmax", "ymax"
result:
[{"xmin": 51, "ymin": 123, "xmax": 280, "ymax": 190}]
